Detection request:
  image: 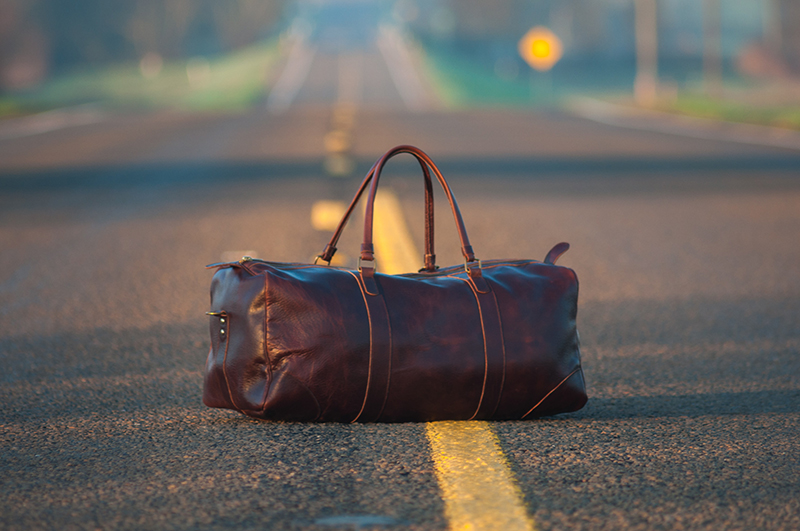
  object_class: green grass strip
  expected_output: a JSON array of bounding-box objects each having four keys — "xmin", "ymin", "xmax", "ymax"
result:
[
  {"xmin": 654, "ymin": 93, "xmax": 800, "ymax": 130},
  {"xmin": 5, "ymin": 38, "xmax": 281, "ymax": 114}
]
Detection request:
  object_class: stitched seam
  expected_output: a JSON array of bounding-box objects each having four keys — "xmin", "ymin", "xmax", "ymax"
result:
[
  {"xmin": 489, "ymin": 287, "xmax": 506, "ymax": 418},
  {"xmin": 347, "ymin": 270, "xmax": 373, "ymax": 423},
  {"xmin": 578, "ymin": 365, "xmax": 587, "ymax": 391},
  {"xmin": 221, "ymin": 315, "xmax": 242, "ymax": 412},
  {"xmin": 455, "ymin": 276, "xmax": 488, "ymax": 421},
  {"xmin": 243, "ymin": 260, "xmax": 536, "ymax": 277},
  {"xmin": 239, "ymin": 259, "xmax": 538, "ymax": 276},
  {"xmin": 443, "ymin": 261, "xmax": 534, "ymax": 278},
  {"xmin": 476, "ymin": 278, "xmax": 490, "ymax": 294},
  {"xmin": 521, "ymin": 365, "xmax": 582, "ymax": 419},
  {"xmin": 362, "ymin": 272, "xmax": 380, "ymax": 296},
  {"xmin": 374, "ymin": 294, "xmax": 392, "ymax": 422}
]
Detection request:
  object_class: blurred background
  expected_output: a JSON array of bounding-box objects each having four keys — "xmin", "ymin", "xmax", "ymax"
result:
[{"xmin": 1, "ymin": 0, "xmax": 799, "ymax": 123}]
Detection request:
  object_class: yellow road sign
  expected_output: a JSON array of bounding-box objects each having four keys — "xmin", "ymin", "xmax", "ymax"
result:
[{"xmin": 518, "ymin": 26, "xmax": 563, "ymax": 72}]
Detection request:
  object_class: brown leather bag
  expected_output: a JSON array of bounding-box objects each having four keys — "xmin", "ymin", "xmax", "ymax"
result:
[{"xmin": 203, "ymin": 145, "xmax": 587, "ymax": 422}]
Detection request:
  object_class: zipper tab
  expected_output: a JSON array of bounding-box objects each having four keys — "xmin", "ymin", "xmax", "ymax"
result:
[{"xmin": 240, "ymin": 256, "xmax": 254, "ymax": 263}]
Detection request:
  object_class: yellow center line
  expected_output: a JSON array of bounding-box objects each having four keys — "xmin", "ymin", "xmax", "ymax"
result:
[
  {"xmin": 427, "ymin": 422, "xmax": 536, "ymax": 531},
  {"xmin": 311, "ymin": 200, "xmax": 347, "ymax": 232},
  {"xmin": 372, "ymin": 190, "xmax": 423, "ymax": 273},
  {"xmin": 372, "ymin": 189, "xmax": 536, "ymax": 531}
]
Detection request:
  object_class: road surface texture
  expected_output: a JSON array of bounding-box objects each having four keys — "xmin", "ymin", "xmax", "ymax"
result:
[
  {"xmin": 2, "ymin": 12, "xmax": 800, "ymax": 530},
  {"xmin": 2, "ymin": 104, "xmax": 799, "ymax": 530}
]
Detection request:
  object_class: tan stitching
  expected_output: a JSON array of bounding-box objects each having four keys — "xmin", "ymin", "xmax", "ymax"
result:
[
  {"xmin": 521, "ymin": 366, "xmax": 582, "ymax": 419},
  {"xmin": 454, "ymin": 276, "xmax": 489, "ymax": 421},
  {"xmin": 490, "ymin": 287, "xmax": 506, "ymax": 417},
  {"xmin": 347, "ymin": 269, "xmax": 373, "ymax": 423},
  {"xmin": 442, "ymin": 261, "xmax": 533, "ymax": 279},
  {"xmin": 374, "ymin": 292, "xmax": 392, "ymax": 422}
]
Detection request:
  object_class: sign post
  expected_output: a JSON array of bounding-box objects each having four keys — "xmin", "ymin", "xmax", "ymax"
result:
[
  {"xmin": 634, "ymin": 0, "xmax": 658, "ymax": 105},
  {"xmin": 518, "ymin": 26, "xmax": 563, "ymax": 102}
]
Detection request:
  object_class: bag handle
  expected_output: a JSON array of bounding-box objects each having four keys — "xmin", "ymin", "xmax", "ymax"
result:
[
  {"xmin": 317, "ymin": 149, "xmax": 438, "ymax": 271},
  {"xmin": 360, "ymin": 145, "xmax": 477, "ymax": 268}
]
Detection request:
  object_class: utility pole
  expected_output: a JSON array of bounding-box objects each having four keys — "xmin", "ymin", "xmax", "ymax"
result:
[
  {"xmin": 634, "ymin": 0, "xmax": 658, "ymax": 106},
  {"xmin": 763, "ymin": 0, "xmax": 782, "ymax": 57},
  {"xmin": 703, "ymin": 0, "xmax": 723, "ymax": 97}
]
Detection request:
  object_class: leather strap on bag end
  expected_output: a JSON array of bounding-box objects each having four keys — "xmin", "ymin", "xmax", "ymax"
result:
[
  {"xmin": 359, "ymin": 264, "xmax": 380, "ymax": 296},
  {"xmin": 467, "ymin": 280, "xmax": 506, "ymax": 420},
  {"xmin": 466, "ymin": 261, "xmax": 490, "ymax": 294},
  {"xmin": 349, "ymin": 271, "xmax": 392, "ymax": 423},
  {"xmin": 544, "ymin": 242, "xmax": 570, "ymax": 265}
]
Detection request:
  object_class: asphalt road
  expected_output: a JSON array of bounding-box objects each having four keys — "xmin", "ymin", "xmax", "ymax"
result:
[
  {"xmin": 2, "ymin": 14, "xmax": 800, "ymax": 525},
  {"xmin": 1, "ymin": 102, "xmax": 799, "ymax": 530}
]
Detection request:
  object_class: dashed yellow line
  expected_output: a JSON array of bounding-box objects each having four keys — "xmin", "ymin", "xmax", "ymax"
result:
[{"xmin": 372, "ymin": 189, "xmax": 536, "ymax": 531}]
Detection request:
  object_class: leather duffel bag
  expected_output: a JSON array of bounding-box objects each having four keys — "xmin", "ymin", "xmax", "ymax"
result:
[{"xmin": 203, "ymin": 145, "xmax": 587, "ymax": 422}]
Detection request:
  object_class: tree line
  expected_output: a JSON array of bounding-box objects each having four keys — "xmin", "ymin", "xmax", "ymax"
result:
[{"xmin": 0, "ymin": 0, "xmax": 286, "ymax": 90}]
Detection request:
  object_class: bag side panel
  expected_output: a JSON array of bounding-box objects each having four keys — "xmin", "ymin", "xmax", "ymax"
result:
[
  {"xmin": 203, "ymin": 326, "xmax": 232, "ymax": 410},
  {"xmin": 203, "ymin": 269, "xmax": 236, "ymax": 410},
  {"xmin": 202, "ymin": 267, "xmax": 269, "ymax": 413},
  {"xmin": 377, "ymin": 274, "xmax": 489, "ymax": 422},
  {"xmin": 260, "ymin": 267, "xmax": 371, "ymax": 422},
  {"xmin": 488, "ymin": 263, "xmax": 586, "ymax": 418}
]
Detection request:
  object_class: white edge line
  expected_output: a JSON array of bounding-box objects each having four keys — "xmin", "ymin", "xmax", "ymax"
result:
[
  {"xmin": 0, "ymin": 105, "xmax": 106, "ymax": 141},
  {"xmin": 568, "ymin": 97, "xmax": 800, "ymax": 151},
  {"xmin": 376, "ymin": 25, "xmax": 431, "ymax": 112},
  {"xmin": 266, "ymin": 37, "xmax": 317, "ymax": 115}
]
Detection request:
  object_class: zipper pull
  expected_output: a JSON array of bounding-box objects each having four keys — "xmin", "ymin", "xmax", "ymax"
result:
[{"xmin": 240, "ymin": 256, "xmax": 254, "ymax": 263}]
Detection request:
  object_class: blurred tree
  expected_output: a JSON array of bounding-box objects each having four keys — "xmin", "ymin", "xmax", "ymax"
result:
[
  {"xmin": 763, "ymin": 0, "xmax": 782, "ymax": 57},
  {"xmin": 38, "ymin": 0, "xmax": 137, "ymax": 69},
  {"xmin": 443, "ymin": 0, "xmax": 517, "ymax": 39},
  {"xmin": 634, "ymin": 0, "xmax": 658, "ymax": 105},
  {"xmin": 0, "ymin": 0, "xmax": 287, "ymax": 89},
  {"xmin": 0, "ymin": 0, "xmax": 49, "ymax": 90},
  {"xmin": 778, "ymin": 0, "xmax": 800, "ymax": 72},
  {"xmin": 213, "ymin": 0, "xmax": 284, "ymax": 50},
  {"xmin": 702, "ymin": 0, "xmax": 722, "ymax": 95},
  {"xmin": 125, "ymin": 0, "xmax": 197, "ymax": 58}
]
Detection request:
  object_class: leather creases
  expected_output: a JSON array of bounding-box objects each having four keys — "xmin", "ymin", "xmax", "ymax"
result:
[{"xmin": 202, "ymin": 145, "xmax": 587, "ymax": 422}]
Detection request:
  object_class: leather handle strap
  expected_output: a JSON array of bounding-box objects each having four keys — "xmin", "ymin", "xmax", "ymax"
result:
[
  {"xmin": 362, "ymin": 145, "xmax": 476, "ymax": 264},
  {"xmin": 319, "ymin": 154, "xmax": 437, "ymax": 271}
]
